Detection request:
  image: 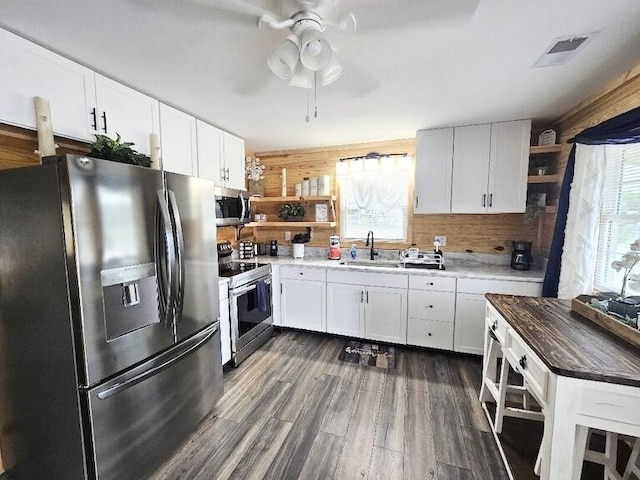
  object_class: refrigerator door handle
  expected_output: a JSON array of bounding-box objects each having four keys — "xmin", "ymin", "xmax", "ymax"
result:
[
  {"xmin": 155, "ymin": 190, "xmax": 176, "ymax": 327},
  {"xmin": 167, "ymin": 189, "xmax": 185, "ymax": 323},
  {"xmin": 96, "ymin": 323, "xmax": 219, "ymax": 400}
]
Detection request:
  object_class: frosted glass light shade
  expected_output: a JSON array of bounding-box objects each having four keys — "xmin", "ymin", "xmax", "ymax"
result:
[
  {"xmin": 267, "ymin": 36, "xmax": 300, "ymax": 79},
  {"xmin": 300, "ymin": 29, "xmax": 331, "ymax": 71},
  {"xmin": 321, "ymin": 54, "xmax": 344, "ymax": 86}
]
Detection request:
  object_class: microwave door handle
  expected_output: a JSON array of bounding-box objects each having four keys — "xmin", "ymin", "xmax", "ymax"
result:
[
  {"xmin": 240, "ymin": 196, "xmax": 247, "ymax": 223},
  {"xmin": 155, "ymin": 190, "xmax": 175, "ymax": 327},
  {"xmin": 167, "ymin": 190, "xmax": 185, "ymax": 323}
]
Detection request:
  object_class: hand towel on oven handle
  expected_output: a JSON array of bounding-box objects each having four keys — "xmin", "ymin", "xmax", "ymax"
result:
[{"xmin": 256, "ymin": 280, "xmax": 268, "ymax": 313}]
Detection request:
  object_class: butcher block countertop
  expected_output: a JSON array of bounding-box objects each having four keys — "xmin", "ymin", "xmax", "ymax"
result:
[{"xmin": 486, "ymin": 294, "xmax": 640, "ymax": 387}]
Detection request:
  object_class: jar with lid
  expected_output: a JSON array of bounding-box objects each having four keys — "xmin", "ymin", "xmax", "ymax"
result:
[
  {"xmin": 309, "ymin": 177, "xmax": 318, "ymax": 196},
  {"xmin": 301, "ymin": 178, "xmax": 310, "ymax": 196}
]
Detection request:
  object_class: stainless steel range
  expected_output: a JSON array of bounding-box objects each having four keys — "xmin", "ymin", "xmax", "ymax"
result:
[{"xmin": 218, "ymin": 243, "xmax": 273, "ymax": 366}]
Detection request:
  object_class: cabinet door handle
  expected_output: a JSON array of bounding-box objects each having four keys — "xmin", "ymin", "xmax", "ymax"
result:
[
  {"xmin": 489, "ymin": 193, "xmax": 493, "ymax": 207},
  {"xmin": 519, "ymin": 355, "xmax": 527, "ymax": 370},
  {"xmin": 226, "ymin": 168, "xmax": 230, "ymax": 180},
  {"xmin": 415, "ymin": 196, "xmax": 419, "ymax": 210},
  {"xmin": 90, "ymin": 108, "xmax": 98, "ymax": 130},
  {"xmin": 482, "ymin": 193, "xmax": 486, "ymax": 207},
  {"xmin": 101, "ymin": 111, "xmax": 108, "ymax": 133},
  {"xmin": 366, "ymin": 291, "xmax": 369, "ymax": 303},
  {"xmin": 360, "ymin": 291, "xmax": 364, "ymax": 303},
  {"xmin": 428, "ymin": 332, "xmax": 432, "ymax": 337}
]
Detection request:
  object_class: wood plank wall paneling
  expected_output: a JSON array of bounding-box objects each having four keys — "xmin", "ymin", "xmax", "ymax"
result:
[
  {"xmin": 253, "ymin": 139, "xmax": 540, "ymax": 255},
  {"xmin": 538, "ymin": 64, "xmax": 640, "ymax": 255}
]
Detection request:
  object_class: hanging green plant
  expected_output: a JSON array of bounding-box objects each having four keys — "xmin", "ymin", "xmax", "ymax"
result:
[{"xmin": 90, "ymin": 133, "xmax": 152, "ymax": 167}]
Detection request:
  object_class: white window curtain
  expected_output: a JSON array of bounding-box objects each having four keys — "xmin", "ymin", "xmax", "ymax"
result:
[
  {"xmin": 558, "ymin": 144, "xmax": 607, "ymax": 299},
  {"xmin": 337, "ymin": 156, "xmax": 411, "ymax": 240}
]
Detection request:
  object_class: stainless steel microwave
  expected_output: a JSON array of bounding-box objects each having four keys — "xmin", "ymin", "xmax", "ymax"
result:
[{"xmin": 214, "ymin": 186, "xmax": 250, "ymax": 226}]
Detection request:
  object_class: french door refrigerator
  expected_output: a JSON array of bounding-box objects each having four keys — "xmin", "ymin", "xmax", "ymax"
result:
[{"xmin": 0, "ymin": 155, "xmax": 222, "ymax": 479}]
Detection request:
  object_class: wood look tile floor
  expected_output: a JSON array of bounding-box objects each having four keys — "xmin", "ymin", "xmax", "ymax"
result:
[{"xmin": 151, "ymin": 330, "xmax": 508, "ymax": 480}]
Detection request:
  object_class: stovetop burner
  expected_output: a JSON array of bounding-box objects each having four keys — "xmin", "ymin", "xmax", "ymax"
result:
[{"xmin": 218, "ymin": 262, "xmax": 270, "ymax": 278}]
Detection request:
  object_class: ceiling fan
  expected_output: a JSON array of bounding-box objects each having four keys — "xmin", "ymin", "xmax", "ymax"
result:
[{"xmin": 190, "ymin": 0, "xmax": 481, "ymax": 90}]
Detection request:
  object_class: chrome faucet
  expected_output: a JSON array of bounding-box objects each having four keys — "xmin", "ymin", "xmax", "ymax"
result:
[{"xmin": 365, "ymin": 231, "xmax": 378, "ymax": 261}]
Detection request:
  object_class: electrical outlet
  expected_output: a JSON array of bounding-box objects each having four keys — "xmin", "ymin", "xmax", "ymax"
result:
[
  {"xmin": 285, "ymin": 231, "xmax": 291, "ymax": 241},
  {"xmin": 434, "ymin": 235, "xmax": 447, "ymax": 247}
]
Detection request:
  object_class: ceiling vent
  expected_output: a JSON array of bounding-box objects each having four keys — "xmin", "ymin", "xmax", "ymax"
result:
[{"xmin": 532, "ymin": 33, "xmax": 597, "ymax": 68}]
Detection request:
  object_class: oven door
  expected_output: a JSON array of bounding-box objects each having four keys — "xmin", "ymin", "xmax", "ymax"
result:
[{"xmin": 230, "ymin": 275, "xmax": 273, "ymax": 352}]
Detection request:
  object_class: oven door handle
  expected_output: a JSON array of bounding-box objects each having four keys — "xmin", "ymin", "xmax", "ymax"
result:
[{"xmin": 231, "ymin": 278, "xmax": 272, "ymax": 297}]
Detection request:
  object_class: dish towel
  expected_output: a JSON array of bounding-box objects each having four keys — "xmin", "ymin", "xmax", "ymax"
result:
[{"xmin": 256, "ymin": 280, "xmax": 268, "ymax": 313}]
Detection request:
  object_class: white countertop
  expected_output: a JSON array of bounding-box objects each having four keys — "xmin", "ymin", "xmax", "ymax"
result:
[{"xmin": 254, "ymin": 255, "xmax": 545, "ymax": 283}]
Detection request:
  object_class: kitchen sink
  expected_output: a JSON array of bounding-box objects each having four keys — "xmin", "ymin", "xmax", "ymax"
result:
[{"xmin": 340, "ymin": 260, "xmax": 402, "ymax": 268}]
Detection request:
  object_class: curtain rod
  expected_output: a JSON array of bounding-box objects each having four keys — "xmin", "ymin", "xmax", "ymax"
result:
[{"xmin": 338, "ymin": 152, "xmax": 408, "ymax": 162}]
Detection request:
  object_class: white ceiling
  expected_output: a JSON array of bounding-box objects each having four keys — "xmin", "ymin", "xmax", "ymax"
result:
[{"xmin": 1, "ymin": 0, "xmax": 640, "ymax": 152}]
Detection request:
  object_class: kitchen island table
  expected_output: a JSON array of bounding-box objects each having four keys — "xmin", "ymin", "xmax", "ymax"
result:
[{"xmin": 483, "ymin": 294, "xmax": 640, "ymax": 480}]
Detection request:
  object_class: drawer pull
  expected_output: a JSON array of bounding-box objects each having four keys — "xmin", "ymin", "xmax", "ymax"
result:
[
  {"xmin": 427, "ymin": 282, "xmax": 434, "ymax": 286},
  {"xmin": 519, "ymin": 355, "xmax": 527, "ymax": 370},
  {"xmin": 428, "ymin": 332, "xmax": 432, "ymax": 336},
  {"xmin": 299, "ymin": 272, "xmax": 303, "ymax": 275},
  {"xmin": 491, "ymin": 321, "xmax": 497, "ymax": 331},
  {"xmin": 427, "ymin": 305, "xmax": 434, "ymax": 309}
]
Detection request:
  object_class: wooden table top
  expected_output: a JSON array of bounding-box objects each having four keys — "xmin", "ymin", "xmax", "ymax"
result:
[{"xmin": 486, "ymin": 294, "xmax": 640, "ymax": 387}]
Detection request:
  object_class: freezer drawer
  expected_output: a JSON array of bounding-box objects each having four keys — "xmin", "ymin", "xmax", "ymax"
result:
[{"xmin": 83, "ymin": 323, "xmax": 222, "ymax": 480}]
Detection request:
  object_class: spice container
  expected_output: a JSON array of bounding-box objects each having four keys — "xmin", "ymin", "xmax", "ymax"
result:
[
  {"xmin": 301, "ymin": 178, "xmax": 310, "ymax": 196},
  {"xmin": 309, "ymin": 177, "xmax": 318, "ymax": 196}
]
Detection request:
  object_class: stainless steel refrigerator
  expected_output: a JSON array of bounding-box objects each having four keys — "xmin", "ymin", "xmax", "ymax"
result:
[{"xmin": 0, "ymin": 155, "xmax": 222, "ymax": 479}]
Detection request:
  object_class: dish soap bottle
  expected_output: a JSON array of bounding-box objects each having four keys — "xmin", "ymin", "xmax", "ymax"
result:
[{"xmin": 350, "ymin": 244, "xmax": 358, "ymax": 260}]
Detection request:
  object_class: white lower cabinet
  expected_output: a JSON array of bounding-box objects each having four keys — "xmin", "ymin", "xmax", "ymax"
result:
[
  {"xmin": 327, "ymin": 283, "xmax": 364, "ymax": 338},
  {"xmin": 364, "ymin": 286, "xmax": 407, "ymax": 344},
  {"xmin": 326, "ymin": 270, "xmax": 408, "ymax": 345},
  {"xmin": 454, "ymin": 278, "xmax": 542, "ymax": 355},
  {"xmin": 406, "ymin": 277, "xmax": 456, "ymax": 350},
  {"xmin": 218, "ymin": 282, "xmax": 231, "ymax": 365},
  {"xmin": 280, "ymin": 266, "xmax": 327, "ymax": 332}
]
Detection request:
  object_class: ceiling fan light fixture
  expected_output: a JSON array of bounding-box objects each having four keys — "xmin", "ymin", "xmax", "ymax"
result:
[
  {"xmin": 321, "ymin": 54, "xmax": 344, "ymax": 86},
  {"xmin": 267, "ymin": 35, "xmax": 300, "ymax": 79},
  {"xmin": 299, "ymin": 29, "xmax": 332, "ymax": 71},
  {"xmin": 288, "ymin": 62, "xmax": 312, "ymax": 89}
]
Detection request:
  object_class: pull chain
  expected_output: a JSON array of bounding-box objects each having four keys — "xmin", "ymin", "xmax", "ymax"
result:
[
  {"xmin": 305, "ymin": 82, "xmax": 310, "ymax": 123},
  {"xmin": 314, "ymin": 71, "xmax": 318, "ymax": 118}
]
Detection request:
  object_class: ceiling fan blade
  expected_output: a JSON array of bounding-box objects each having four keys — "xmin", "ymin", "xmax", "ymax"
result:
[
  {"xmin": 187, "ymin": 0, "xmax": 281, "ymax": 21},
  {"xmin": 352, "ymin": 0, "xmax": 480, "ymax": 32}
]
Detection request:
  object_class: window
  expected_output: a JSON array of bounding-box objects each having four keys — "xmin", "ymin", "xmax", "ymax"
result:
[
  {"xmin": 593, "ymin": 143, "xmax": 640, "ymax": 295},
  {"xmin": 336, "ymin": 155, "xmax": 412, "ymax": 241}
]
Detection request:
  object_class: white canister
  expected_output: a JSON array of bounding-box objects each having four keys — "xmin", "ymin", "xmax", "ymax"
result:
[
  {"xmin": 301, "ymin": 178, "xmax": 310, "ymax": 196},
  {"xmin": 309, "ymin": 177, "xmax": 318, "ymax": 196},
  {"xmin": 317, "ymin": 175, "xmax": 330, "ymax": 195},
  {"xmin": 294, "ymin": 182, "xmax": 302, "ymax": 197},
  {"xmin": 293, "ymin": 243, "xmax": 305, "ymax": 259}
]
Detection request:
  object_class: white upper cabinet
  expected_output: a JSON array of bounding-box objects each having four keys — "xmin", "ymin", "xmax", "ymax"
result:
[
  {"xmin": 222, "ymin": 132, "xmax": 246, "ymax": 191},
  {"xmin": 196, "ymin": 120, "xmax": 223, "ymax": 184},
  {"xmin": 0, "ymin": 28, "xmax": 95, "ymax": 142},
  {"xmin": 487, "ymin": 119, "xmax": 531, "ymax": 213},
  {"xmin": 159, "ymin": 103, "xmax": 197, "ymax": 176},
  {"xmin": 417, "ymin": 120, "xmax": 531, "ymax": 215},
  {"xmin": 414, "ymin": 128, "xmax": 453, "ymax": 214},
  {"xmin": 451, "ymin": 124, "xmax": 492, "ymax": 213},
  {"xmin": 94, "ymin": 74, "xmax": 159, "ymax": 156}
]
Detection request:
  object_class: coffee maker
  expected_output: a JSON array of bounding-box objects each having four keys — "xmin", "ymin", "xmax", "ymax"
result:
[
  {"xmin": 511, "ymin": 240, "xmax": 533, "ymax": 270},
  {"xmin": 269, "ymin": 240, "xmax": 278, "ymax": 256}
]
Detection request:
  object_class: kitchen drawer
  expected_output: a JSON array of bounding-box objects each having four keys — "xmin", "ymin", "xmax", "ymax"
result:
[
  {"xmin": 280, "ymin": 266, "xmax": 326, "ymax": 282},
  {"xmin": 407, "ymin": 318, "xmax": 454, "ymax": 350},
  {"xmin": 408, "ymin": 290, "xmax": 455, "ymax": 322},
  {"xmin": 326, "ymin": 270, "xmax": 408, "ymax": 288},
  {"xmin": 458, "ymin": 278, "xmax": 542, "ymax": 296},
  {"xmin": 408, "ymin": 275, "xmax": 456, "ymax": 292},
  {"xmin": 218, "ymin": 281, "xmax": 229, "ymax": 301},
  {"xmin": 505, "ymin": 329, "xmax": 548, "ymax": 404},
  {"xmin": 486, "ymin": 304, "xmax": 509, "ymax": 344}
]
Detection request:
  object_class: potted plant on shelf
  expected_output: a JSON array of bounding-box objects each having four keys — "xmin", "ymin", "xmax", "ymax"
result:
[
  {"xmin": 90, "ymin": 133, "xmax": 152, "ymax": 167},
  {"xmin": 277, "ymin": 203, "xmax": 305, "ymax": 221}
]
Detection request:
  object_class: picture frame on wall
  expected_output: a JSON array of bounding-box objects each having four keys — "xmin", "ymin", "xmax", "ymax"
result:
[{"xmin": 315, "ymin": 203, "xmax": 328, "ymax": 222}]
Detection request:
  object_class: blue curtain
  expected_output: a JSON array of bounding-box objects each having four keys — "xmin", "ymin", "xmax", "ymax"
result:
[{"xmin": 542, "ymin": 106, "xmax": 640, "ymax": 297}]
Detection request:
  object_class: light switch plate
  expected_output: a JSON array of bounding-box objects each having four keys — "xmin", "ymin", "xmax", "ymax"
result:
[{"xmin": 435, "ymin": 235, "xmax": 447, "ymax": 247}]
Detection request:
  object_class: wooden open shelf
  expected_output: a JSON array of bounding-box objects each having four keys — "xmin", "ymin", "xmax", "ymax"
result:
[
  {"xmin": 246, "ymin": 221, "xmax": 336, "ymax": 228},
  {"xmin": 528, "ymin": 174, "xmax": 560, "ymax": 184},
  {"xmin": 250, "ymin": 195, "xmax": 336, "ymax": 202},
  {"xmin": 529, "ymin": 144, "xmax": 562, "ymax": 154}
]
